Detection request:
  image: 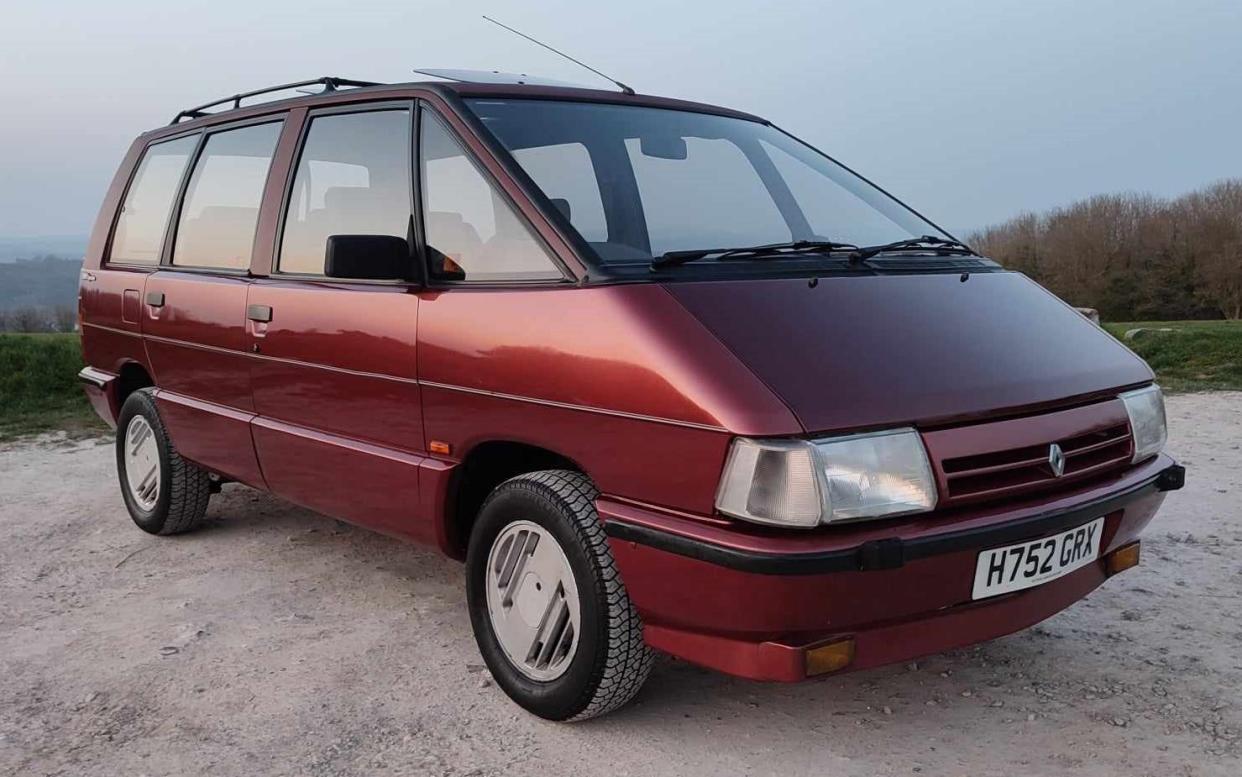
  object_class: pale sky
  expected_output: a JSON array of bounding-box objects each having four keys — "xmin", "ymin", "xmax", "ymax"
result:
[{"xmin": 2, "ymin": 0, "xmax": 1240, "ymax": 239}]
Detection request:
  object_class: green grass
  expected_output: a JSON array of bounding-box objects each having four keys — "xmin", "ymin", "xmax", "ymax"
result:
[
  {"xmin": 0, "ymin": 333, "xmax": 106, "ymax": 441},
  {"xmin": 1103, "ymin": 320, "xmax": 1242, "ymax": 392}
]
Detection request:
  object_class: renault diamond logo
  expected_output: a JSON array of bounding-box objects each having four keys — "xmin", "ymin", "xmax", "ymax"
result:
[{"xmin": 1048, "ymin": 443, "xmax": 1066, "ymax": 478}]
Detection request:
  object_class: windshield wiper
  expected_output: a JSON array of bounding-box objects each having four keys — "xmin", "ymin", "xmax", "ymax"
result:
[
  {"xmin": 651, "ymin": 239, "xmax": 860, "ymax": 269},
  {"xmin": 849, "ymin": 235, "xmax": 977, "ymax": 263}
]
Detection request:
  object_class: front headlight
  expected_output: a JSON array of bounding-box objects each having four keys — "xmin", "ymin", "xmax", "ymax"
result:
[
  {"xmin": 714, "ymin": 428, "xmax": 938, "ymax": 528},
  {"xmin": 1119, "ymin": 384, "xmax": 1167, "ymax": 463}
]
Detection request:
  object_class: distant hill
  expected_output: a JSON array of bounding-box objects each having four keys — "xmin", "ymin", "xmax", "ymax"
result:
[
  {"xmin": 0, "ymin": 257, "xmax": 82, "ymax": 311},
  {"xmin": 0, "ymin": 235, "xmax": 88, "ymax": 262}
]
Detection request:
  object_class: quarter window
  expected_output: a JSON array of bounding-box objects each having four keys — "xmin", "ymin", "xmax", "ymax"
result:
[
  {"xmin": 109, "ymin": 136, "xmax": 197, "ymax": 265},
  {"xmin": 172, "ymin": 122, "xmax": 281, "ymax": 270},
  {"xmin": 279, "ymin": 110, "xmax": 412, "ymax": 275},
  {"xmin": 420, "ymin": 112, "xmax": 562, "ymax": 282}
]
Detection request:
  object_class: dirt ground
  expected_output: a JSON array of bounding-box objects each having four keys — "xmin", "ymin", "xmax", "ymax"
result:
[{"xmin": 1, "ymin": 393, "xmax": 1239, "ymax": 777}]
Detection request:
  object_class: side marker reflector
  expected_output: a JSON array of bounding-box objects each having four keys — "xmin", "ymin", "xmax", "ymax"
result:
[
  {"xmin": 805, "ymin": 638, "xmax": 855, "ymax": 677},
  {"xmin": 1105, "ymin": 542, "xmax": 1141, "ymax": 576}
]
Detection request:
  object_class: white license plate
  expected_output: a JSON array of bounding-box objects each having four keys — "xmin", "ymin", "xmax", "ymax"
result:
[{"xmin": 971, "ymin": 517, "xmax": 1104, "ymax": 600}]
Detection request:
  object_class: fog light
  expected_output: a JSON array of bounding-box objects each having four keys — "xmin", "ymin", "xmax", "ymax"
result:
[
  {"xmin": 805, "ymin": 638, "xmax": 855, "ymax": 677},
  {"xmin": 1105, "ymin": 542, "xmax": 1141, "ymax": 576}
]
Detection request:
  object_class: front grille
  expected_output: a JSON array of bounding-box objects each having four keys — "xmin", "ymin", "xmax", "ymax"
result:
[{"xmin": 939, "ymin": 422, "xmax": 1133, "ymax": 504}]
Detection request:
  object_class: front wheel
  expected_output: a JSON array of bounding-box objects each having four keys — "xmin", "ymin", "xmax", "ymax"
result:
[
  {"xmin": 466, "ymin": 470, "xmax": 653, "ymax": 720},
  {"xmin": 115, "ymin": 388, "xmax": 211, "ymax": 535}
]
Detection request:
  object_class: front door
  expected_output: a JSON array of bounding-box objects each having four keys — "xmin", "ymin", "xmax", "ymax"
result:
[{"xmin": 246, "ymin": 106, "xmax": 429, "ymax": 540}]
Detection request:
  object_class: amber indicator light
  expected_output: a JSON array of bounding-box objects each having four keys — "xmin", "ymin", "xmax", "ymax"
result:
[
  {"xmin": 805, "ymin": 638, "xmax": 856, "ymax": 677},
  {"xmin": 429, "ymin": 440, "xmax": 452, "ymax": 455},
  {"xmin": 1105, "ymin": 541, "xmax": 1141, "ymax": 576}
]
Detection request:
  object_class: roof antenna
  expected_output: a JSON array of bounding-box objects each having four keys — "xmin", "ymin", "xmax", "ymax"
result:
[{"xmin": 481, "ymin": 15, "xmax": 635, "ymax": 95}]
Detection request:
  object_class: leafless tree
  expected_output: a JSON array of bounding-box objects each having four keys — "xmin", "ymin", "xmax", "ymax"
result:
[{"xmin": 971, "ymin": 179, "xmax": 1241, "ymax": 320}]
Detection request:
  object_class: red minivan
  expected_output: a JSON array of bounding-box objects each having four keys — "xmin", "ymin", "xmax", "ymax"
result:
[{"xmin": 78, "ymin": 74, "xmax": 1183, "ymax": 720}]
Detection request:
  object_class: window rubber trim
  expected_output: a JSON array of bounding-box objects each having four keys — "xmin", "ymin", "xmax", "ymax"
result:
[{"xmin": 603, "ymin": 463, "xmax": 1185, "ymax": 576}]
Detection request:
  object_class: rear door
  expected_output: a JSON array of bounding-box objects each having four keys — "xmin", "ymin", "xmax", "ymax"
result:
[
  {"xmin": 85, "ymin": 135, "xmax": 198, "ymax": 384},
  {"xmin": 143, "ymin": 118, "xmax": 284, "ymax": 487},
  {"xmin": 246, "ymin": 104, "xmax": 429, "ymax": 539}
]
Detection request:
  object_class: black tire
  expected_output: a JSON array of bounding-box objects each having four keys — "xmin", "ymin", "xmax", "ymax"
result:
[
  {"xmin": 466, "ymin": 470, "xmax": 653, "ymax": 721},
  {"xmin": 115, "ymin": 388, "xmax": 211, "ymax": 535}
]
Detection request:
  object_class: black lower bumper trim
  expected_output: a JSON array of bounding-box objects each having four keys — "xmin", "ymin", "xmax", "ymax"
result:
[{"xmin": 604, "ymin": 463, "xmax": 1184, "ymax": 576}]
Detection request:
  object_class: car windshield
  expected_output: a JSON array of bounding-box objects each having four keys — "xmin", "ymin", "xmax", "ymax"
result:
[{"xmin": 466, "ymin": 98, "xmax": 950, "ymax": 267}]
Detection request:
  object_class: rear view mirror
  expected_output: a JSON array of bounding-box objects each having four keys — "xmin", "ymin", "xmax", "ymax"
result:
[
  {"xmin": 325, "ymin": 234, "xmax": 411, "ymax": 281},
  {"xmin": 640, "ymin": 134, "xmax": 688, "ymax": 160}
]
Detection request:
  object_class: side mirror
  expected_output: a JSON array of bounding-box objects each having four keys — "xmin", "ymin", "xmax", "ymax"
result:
[{"xmin": 325, "ymin": 234, "xmax": 411, "ymax": 281}]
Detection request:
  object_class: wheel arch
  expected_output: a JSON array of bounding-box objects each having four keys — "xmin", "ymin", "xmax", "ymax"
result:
[
  {"xmin": 443, "ymin": 439, "xmax": 587, "ymax": 559},
  {"xmin": 115, "ymin": 360, "xmax": 155, "ymax": 407}
]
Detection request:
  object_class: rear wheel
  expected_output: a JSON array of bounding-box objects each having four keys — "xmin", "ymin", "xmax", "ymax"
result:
[
  {"xmin": 466, "ymin": 470, "xmax": 653, "ymax": 720},
  {"xmin": 115, "ymin": 389, "xmax": 211, "ymax": 535}
]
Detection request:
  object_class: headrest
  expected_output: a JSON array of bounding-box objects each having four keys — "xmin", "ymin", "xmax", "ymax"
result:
[
  {"xmin": 188, "ymin": 206, "xmax": 259, "ymax": 229},
  {"xmin": 323, "ymin": 186, "xmax": 380, "ymax": 212}
]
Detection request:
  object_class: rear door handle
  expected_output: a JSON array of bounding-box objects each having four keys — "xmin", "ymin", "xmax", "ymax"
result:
[
  {"xmin": 247, "ymin": 304, "xmax": 272, "ymax": 323},
  {"xmin": 146, "ymin": 291, "xmax": 165, "ymax": 307}
]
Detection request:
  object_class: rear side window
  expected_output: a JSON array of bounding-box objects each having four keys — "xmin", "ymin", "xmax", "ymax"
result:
[
  {"xmin": 109, "ymin": 136, "xmax": 197, "ymax": 265},
  {"xmin": 420, "ymin": 112, "xmax": 562, "ymax": 282},
  {"xmin": 279, "ymin": 109, "xmax": 412, "ymax": 275},
  {"xmin": 172, "ymin": 122, "xmax": 281, "ymax": 270}
]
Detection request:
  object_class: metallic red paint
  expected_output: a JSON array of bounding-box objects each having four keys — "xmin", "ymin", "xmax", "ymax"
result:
[
  {"xmin": 606, "ymin": 456, "xmax": 1171, "ymax": 680},
  {"xmin": 246, "ymin": 278, "xmax": 427, "ymax": 537},
  {"xmin": 664, "ymin": 273, "xmax": 1155, "ymax": 433},
  {"xmin": 78, "ymin": 81, "xmax": 1182, "ymax": 687}
]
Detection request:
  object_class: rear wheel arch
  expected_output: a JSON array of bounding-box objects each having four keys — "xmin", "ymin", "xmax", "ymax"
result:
[
  {"xmin": 115, "ymin": 361, "xmax": 154, "ymax": 406},
  {"xmin": 444, "ymin": 440, "xmax": 586, "ymax": 559}
]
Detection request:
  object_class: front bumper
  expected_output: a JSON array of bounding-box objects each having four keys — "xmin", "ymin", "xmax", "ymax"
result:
[{"xmin": 601, "ymin": 455, "xmax": 1183, "ymax": 681}]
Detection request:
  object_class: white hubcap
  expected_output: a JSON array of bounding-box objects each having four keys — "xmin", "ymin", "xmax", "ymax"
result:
[
  {"xmin": 124, "ymin": 416, "xmax": 161, "ymax": 511},
  {"xmin": 485, "ymin": 521, "xmax": 581, "ymax": 681}
]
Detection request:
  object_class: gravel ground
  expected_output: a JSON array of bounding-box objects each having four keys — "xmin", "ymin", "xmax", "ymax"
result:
[{"xmin": 1, "ymin": 392, "xmax": 1239, "ymax": 777}]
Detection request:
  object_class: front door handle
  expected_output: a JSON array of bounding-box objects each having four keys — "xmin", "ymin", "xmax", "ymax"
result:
[
  {"xmin": 247, "ymin": 304, "xmax": 272, "ymax": 323},
  {"xmin": 146, "ymin": 291, "xmax": 165, "ymax": 307}
]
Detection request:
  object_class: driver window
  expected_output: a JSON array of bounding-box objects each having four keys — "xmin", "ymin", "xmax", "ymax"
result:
[{"xmin": 279, "ymin": 109, "xmax": 412, "ymax": 275}]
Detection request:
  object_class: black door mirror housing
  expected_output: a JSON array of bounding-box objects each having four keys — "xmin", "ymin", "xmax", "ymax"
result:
[{"xmin": 325, "ymin": 234, "xmax": 412, "ymax": 281}]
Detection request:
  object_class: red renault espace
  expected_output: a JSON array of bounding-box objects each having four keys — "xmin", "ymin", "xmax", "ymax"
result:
[{"xmin": 77, "ymin": 74, "xmax": 1183, "ymax": 720}]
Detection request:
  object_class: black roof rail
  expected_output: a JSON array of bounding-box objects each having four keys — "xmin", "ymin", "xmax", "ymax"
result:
[{"xmin": 169, "ymin": 76, "xmax": 383, "ymax": 125}]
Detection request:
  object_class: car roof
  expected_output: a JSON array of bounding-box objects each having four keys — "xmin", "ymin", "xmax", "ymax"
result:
[{"xmin": 142, "ymin": 79, "xmax": 767, "ymax": 141}]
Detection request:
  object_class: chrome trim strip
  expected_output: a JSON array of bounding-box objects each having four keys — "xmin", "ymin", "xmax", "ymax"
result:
[
  {"xmin": 81, "ymin": 321, "xmax": 141, "ymax": 338},
  {"xmin": 142, "ymin": 333, "xmax": 419, "ymax": 385},
  {"xmin": 251, "ymin": 414, "xmax": 428, "ymax": 464},
  {"xmin": 84, "ymin": 325, "xmax": 725, "ymax": 432},
  {"xmin": 248, "ymin": 349, "xmax": 420, "ymax": 384},
  {"xmin": 77, "ymin": 367, "xmax": 113, "ymax": 389},
  {"xmin": 417, "ymin": 379, "xmax": 727, "ymax": 432}
]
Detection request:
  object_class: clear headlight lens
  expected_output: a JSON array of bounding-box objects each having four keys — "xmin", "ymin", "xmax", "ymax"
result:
[
  {"xmin": 1119, "ymin": 384, "xmax": 1167, "ymax": 463},
  {"xmin": 715, "ymin": 428, "xmax": 938, "ymax": 528}
]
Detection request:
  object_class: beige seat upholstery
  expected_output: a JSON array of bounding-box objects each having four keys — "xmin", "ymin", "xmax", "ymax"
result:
[{"xmin": 175, "ymin": 206, "xmax": 259, "ymax": 268}]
